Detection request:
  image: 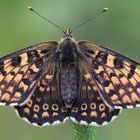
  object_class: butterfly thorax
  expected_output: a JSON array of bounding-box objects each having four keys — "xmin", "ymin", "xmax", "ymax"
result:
[
  {"xmin": 59, "ymin": 35, "xmax": 78, "ymax": 108},
  {"xmin": 60, "ymin": 39, "xmax": 76, "ymax": 67}
]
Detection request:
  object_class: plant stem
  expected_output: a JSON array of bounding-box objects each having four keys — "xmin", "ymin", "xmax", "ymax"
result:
[{"xmin": 72, "ymin": 122, "xmax": 97, "ymax": 140}]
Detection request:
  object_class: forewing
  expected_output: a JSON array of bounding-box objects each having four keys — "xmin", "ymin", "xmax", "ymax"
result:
[
  {"xmin": 69, "ymin": 71, "xmax": 121, "ymax": 126},
  {"xmin": 15, "ymin": 74, "xmax": 68, "ymax": 126},
  {"xmin": 0, "ymin": 41, "xmax": 57, "ymax": 106},
  {"xmin": 79, "ymin": 41, "xmax": 140, "ymax": 109}
]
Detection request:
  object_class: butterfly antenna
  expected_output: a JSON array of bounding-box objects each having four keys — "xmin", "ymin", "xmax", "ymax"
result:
[
  {"xmin": 72, "ymin": 7, "xmax": 108, "ymax": 32},
  {"xmin": 28, "ymin": 6, "xmax": 64, "ymax": 34}
]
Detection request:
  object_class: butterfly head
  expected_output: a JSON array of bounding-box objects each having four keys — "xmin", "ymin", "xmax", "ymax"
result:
[
  {"xmin": 62, "ymin": 28, "xmax": 73, "ymax": 38},
  {"xmin": 63, "ymin": 28, "xmax": 72, "ymax": 37},
  {"xmin": 60, "ymin": 28, "xmax": 75, "ymax": 43}
]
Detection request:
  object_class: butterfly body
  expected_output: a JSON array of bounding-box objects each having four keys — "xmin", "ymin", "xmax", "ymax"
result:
[
  {"xmin": 55, "ymin": 30, "xmax": 78, "ymax": 107},
  {"xmin": 0, "ymin": 28, "xmax": 140, "ymax": 126},
  {"xmin": 60, "ymin": 68, "xmax": 78, "ymax": 108}
]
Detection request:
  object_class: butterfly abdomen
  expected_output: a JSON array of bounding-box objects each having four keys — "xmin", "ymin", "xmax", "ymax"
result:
[{"xmin": 60, "ymin": 68, "xmax": 77, "ymax": 108}]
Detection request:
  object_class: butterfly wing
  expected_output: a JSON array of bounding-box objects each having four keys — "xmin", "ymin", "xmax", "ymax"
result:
[
  {"xmin": 69, "ymin": 70, "xmax": 121, "ymax": 126},
  {"xmin": 78, "ymin": 40, "xmax": 140, "ymax": 109},
  {"xmin": 15, "ymin": 73, "xmax": 68, "ymax": 126},
  {"xmin": 0, "ymin": 41, "xmax": 58, "ymax": 106}
]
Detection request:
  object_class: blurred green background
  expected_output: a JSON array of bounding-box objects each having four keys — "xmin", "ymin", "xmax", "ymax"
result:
[{"xmin": 0, "ymin": 0, "xmax": 140, "ymax": 140}]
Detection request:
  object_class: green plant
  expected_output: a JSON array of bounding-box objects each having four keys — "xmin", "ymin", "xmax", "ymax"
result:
[{"xmin": 72, "ymin": 122, "xmax": 97, "ymax": 140}]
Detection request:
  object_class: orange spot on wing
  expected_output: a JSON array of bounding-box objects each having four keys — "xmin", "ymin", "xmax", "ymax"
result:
[
  {"xmin": 106, "ymin": 67, "xmax": 113, "ymax": 75},
  {"xmin": 5, "ymin": 74, "xmax": 14, "ymax": 82},
  {"xmin": 45, "ymin": 74, "xmax": 53, "ymax": 80},
  {"xmin": 13, "ymin": 67, "xmax": 20, "ymax": 73},
  {"xmin": 10, "ymin": 97, "xmax": 19, "ymax": 102},
  {"xmin": 114, "ymin": 100, "xmax": 122, "ymax": 105},
  {"xmin": 20, "ymin": 65, "xmax": 29, "ymax": 72},
  {"xmin": 14, "ymin": 92, "xmax": 21, "ymax": 98},
  {"xmin": 122, "ymin": 95, "xmax": 132, "ymax": 103},
  {"xmin": 111, "ymin": 94, "xmax": 119, "ymax": 101},
  {"xmin": 133, "ymin": 73, "xmax": 140, "ymax": 83},
  {"xmin": 128, "ymin": 87, "xmax": 133, "ymax": 92},
  {"xmin": 90, "ymin": 111, "xmax": 97, "ymax": 117},
  {"xmin": 33, "ymin": 113, "xmax": 38, "ymax": 119},
  {"xmin": 103, "ymin": 73, "xmax": 110, "ymax": 80},
  {"xmin": 129, "ymin": 77, "xmax": 137, "ymax": 87},
  {"xmin": 95, "ymin": 65, "xmax": 104, "ymax": 74},
  {"xmin": 101, "ymin": 112, "xmax": 106, "ymax": 118},
  {"xmin": 131, "ymin": 92, "xmax": 140, "ymax": 102},
  {"xmin": 4, "ymin": 59, "xmax": 12, "ymax": 69},
  {"xmin": 19, "ymin": 81, "xmax": 28, "ymax": 92},
  {"xmin": 46, "ymin": 87, "xmax": 50, "ymax": 92},
  {"xmin": 31, "ymin": 64, "xmax": 39, "ymax": 72},
  {"xmin": 111, "ymin": 77, "xmax": 120, "ymax": 85},
  {"xmin": 42, "ymin": 112, "xmax": 49, "ymax": 118},
  {"xmin": 39, "ymin": 86, "xmax": 45, "ymax": 92},
  {"xmin": 23, "ymin": 107, "xmax": 30, "ymax": 114},
  {"xmin": 120, "ymin": 77, "xmax": 129, "ymax": 85},
  {"xmin": 5, "ymin": 66, "xmax": 13, "ymax": 73},
  {"xmin": 0, "ymin": 74, "xmax": 4, "ymax": 82},
  {"xmin": 14, "ymin": 74, "xmax": 22, "ymax": 82},
  {"xmin": 8, "ymin": 86, "xmax": 14, "ymax": 93},
  {"xmin": 19, "ymin": 53, "xmax": 28, "ymax": 65},
  {"xmin": 84, "ymin": 73, "xmax": 91, "ymax": 79},
  {"xmin": 135, "ymin": 67, "xmax": 140, "ymax": 76},
  {"xmin": 119, "ymin": 89, "xmax": 126, "ymax": 96},
  {"xmin": 87, "ymin": 86, "xmax": 91, "ymax": 91},
  {"xmin": 81, "ymin": 112, "xmax": 87, "ymax": 117},
  {"xmin": 41, "ymin": 79, "xmax": 47, "ymax": 85},
  {"xmin": 106, "ymin": 54, "xmax": 115, "ymax": 67},
  {"xmin": 137, "ymin": 88, "xmax": 140, "ymax": 93},
  {"xmin": 105, "ymin": 83, "xmax": 114, "ymax": 93},
  {"xmin": 1, "ymin": 93, "xmax": 10, "ymax": 101}
]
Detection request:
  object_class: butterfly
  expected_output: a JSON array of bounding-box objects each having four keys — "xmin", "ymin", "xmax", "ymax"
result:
[{"xmin": 0, "ymin": 7, "xmax": 140, "ymax": 127}]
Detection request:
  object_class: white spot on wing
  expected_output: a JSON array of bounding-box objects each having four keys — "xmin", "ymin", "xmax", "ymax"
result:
[
  {"xmin": 136, "ymin": 104, "xmax": 140, "ymax": 107},
  {"xmin": 70, "ymin": 109, "xmax": 122, "ymax": 127},
  {"xmin": 14, "ymin": 109, "xmax": 69, "ymax": 127},
  {"xmin": 0, "ymin": 102, "xmax": 18, "ymax": 106}
]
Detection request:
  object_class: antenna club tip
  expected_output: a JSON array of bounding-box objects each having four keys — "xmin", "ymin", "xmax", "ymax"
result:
[
  {"xmin": 28, "ymin": 6, "xmax": 33, "ymax": 11},
  {"xmin": 102, "ymin": 7, "xmax": 108, "ymax": 12}
]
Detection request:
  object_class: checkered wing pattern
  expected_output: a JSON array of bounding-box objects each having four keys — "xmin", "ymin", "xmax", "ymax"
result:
[
  {"xmin": 0, "ymin": 41, "xmax": 57, "ymax": 106},
  {"xmin": 69, "ymin": 61, "xmax": 121, "ymax": 126},
  {"xmin": 79, "ymin": 41, "xmax": 140, "ymax": 109},
  {"xmin": 15, "ymin": 74, "xmax": 68, "ymax": 126}
]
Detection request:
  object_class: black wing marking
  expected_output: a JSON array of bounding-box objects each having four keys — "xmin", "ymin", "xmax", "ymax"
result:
[
  {"xmin": 79, "ymin": 41, "xmax": 140, "ymax": 109},
  {"xmin": 0, "ymin": 41, "xmax": 58, "ymax": 106},
  {"xmin": 69, "ymin": 67, "xmax": 121, "ymax": 126},
  {"xmin": 15, "ymin": 74, "xmax": 68, "ymax": 126}
]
